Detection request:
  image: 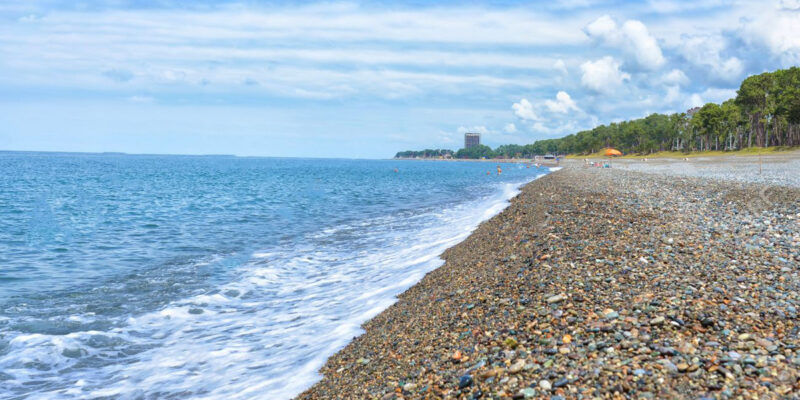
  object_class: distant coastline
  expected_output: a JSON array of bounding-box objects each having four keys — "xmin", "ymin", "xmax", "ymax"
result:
[
  {"xmin": 395, "ymin": 67, "xmax": 799, "ymax": 162},
  {"xmin": 393, "ymin": 157, "xmax": 562, "ymax": 166}
]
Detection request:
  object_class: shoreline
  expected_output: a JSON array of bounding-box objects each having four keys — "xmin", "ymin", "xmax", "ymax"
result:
[
  {"xmin": 298, "ymin": 163, "xmax": 800, "ymax": 399},
  {"xmin": 565, "ymin": 147, "xmax": 800, "ymax": 160},
  {"xmin": 393, "ymin": 158, "xmax": 562, "ymax": 167}
]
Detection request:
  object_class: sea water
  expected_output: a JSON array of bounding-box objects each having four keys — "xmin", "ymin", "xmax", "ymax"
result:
[{"xmin": 0, "ymin": 152, "xmax": 551, "ymax": 399}]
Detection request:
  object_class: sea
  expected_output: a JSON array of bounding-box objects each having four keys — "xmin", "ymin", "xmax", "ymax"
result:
[{"xmin": 0, "ymin": 152, "xmax": 552, "ymax": 399}]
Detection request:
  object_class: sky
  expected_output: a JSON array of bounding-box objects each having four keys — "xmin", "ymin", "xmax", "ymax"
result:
[{"xmin": 1, "ymin": 0, "xmax": 799, "ymax": 158}]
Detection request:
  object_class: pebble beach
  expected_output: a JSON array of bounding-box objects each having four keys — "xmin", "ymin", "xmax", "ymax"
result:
[
  {"xmin": 298, "ymin": 161, "xmax": 800, "ymax": 399},
  {"xmin": 613, "ymin": 151, "xmax": 800, "ymax": 188}
]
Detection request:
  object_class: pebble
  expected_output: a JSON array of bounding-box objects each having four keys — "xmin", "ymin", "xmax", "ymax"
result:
[
  {"xmin": 539, "ymin": 380, "xmax": 552, "ymax": 391},
  {"xmin": 518, "ymin": 388, "xmax": 536, "ymax": 398},
  {"xmin": 659, "ymin": 359, "xmax": 678, "ymax": 373},
  {"xmin": 459, "ymin": 375, "xmax": 473, "ymax": 389},
  {"xmin": 546, "ymin": 294, "xmax": 566, "ymax": 304},
  {"xmin": 602, "ymin": 309, "xmax": 619, "ymax": 320},
  {"xmin": 509, "ymin": 359, "xmax": 525, "ymax": 374}
]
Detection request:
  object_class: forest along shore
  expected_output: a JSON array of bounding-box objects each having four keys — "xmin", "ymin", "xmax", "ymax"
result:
[{"xmin": 298, "ymin": 166, "xmax": 800, "ymax": 399}]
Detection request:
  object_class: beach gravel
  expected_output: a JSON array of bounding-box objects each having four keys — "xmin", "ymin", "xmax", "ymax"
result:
[
  {"xmin": 614, "ymin": 152, "xmax": 800, "ymax": 188},
  {"xmin": 298, "ymin": 166, "xmax": 800, "ymax": 399}
]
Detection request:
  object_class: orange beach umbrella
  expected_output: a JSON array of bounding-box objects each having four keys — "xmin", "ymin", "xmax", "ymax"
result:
[{"xmin": 604, "ymin": 148, "xmax": 622, "ymax": 157}]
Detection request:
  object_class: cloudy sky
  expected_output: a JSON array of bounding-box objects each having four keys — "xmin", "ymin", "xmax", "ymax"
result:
[{"xmin": 1, "ymin": 0, "xmax": 799, "ymax": 158}]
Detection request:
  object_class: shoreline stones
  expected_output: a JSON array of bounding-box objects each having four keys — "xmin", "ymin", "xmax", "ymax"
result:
[
  {"xmin": 545, "ymin": 294, "xmax": 566, "ymax": 304},
  {"xmin": 299, "ymin": 167, "xmax": 800, "ymax": 399},
  {"xmin": 539, "ymin": 380, "xmax": 552, "ymax": 391}
]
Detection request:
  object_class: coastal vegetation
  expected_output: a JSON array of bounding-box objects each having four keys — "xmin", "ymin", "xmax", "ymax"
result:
[
  {"xmin": 395, "ymin": 67, "xmax": 800, "ymax": 159},
  {"xmin": 394, "ymin": 149, "xmax": 454, "ymax": 159}
]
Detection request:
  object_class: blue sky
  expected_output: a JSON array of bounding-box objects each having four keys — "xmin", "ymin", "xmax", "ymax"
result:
[{"xmin": 1, "ymin": 0, "xmax": 799, "ymax": 158}]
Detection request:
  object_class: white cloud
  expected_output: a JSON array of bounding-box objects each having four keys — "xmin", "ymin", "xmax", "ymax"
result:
[
  {"xmin": 550, "ymin": 0, "xmax": 601, "ymax": 9},
  {"xmin": 621, "ymin": 20, "xmax": 666, "ymax": 70},
  {"xmin": 18, "ymin": 14, "xmax": 38, "ymax": 23},
  {"xmin": 585, "ymin": 15, "xmax": 665, "ymax": 70},
  {"xmin": 438, "ymin": 135, "xmax": 456, "ymax": 145},
  {"xmin": 646, "ymin": 0, "xmax": 728, "ymax": 14},
  {"xmin": 579, "ymin": 56, "xmax": 631, "ymax": 93},
  {"xmin": 0, "ymin": 3, "xmax": 591, "ymax": 103},
  {"xmin": 737, "ymin": 3, "xmax": 800, "ymax": 66},
  {"xmin": 684, "ymin": 93, "xmax": 705, "ymax": 109},
  {"xmin": 530, "ymin": 122, "xmax": 554, "ymax": 134},
  {"xmin": 664, "ymin": 85, "xmax": 681, "ymax": 104},
  {"xmin": 11, "ymin": 6, "xmax": 587, "ymax": 46},
  {"xmin": 127, "ymin": 95, "xmax": 154, "ymax": 103},
  {"xmin": 662, "ymin": 69, "xmax": 689, "ymax": 86},
  {"xmin": 528, "ymin": 118, "xmax": 590, "ymax": 137},
  {"xmin": 504, "ymin": 123, "xmax": 517, "ymax": 133},
  {"xmin": 677, "ymin": 34, "xmax": 744, "ymax": 82},
  {"xmin": 544, "ymin": 91, "xmax": 581, "ymax": 113},
  {"xmin": 512, "ymin": 98, "xmax": 538, "ymax": 121},
  {"xmin": 718, "ymin": 57, "xmax": 744, "ymax": 80},
  {"xmin": 701, "ymin": 87, "xmax": 737, "ymax": 104},
  {"xmin": 554, "ymin": 59, "xmax": 568, "ymax": 74},
  {"xmin": 780, "ymin": 0, "xmax": 800, "ymax": 10},
  {"xmin": 585, "ymin": 15, "xmax": 618, "ymax": 39},
  {"xmin": 457, "ymin": 125, "xmax": 490, "ymax": 134}
]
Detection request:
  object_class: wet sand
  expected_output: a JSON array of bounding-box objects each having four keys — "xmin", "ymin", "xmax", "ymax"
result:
[{"xmin": 298, "ymin": 165, "xmax": 799, "ymax": 399}]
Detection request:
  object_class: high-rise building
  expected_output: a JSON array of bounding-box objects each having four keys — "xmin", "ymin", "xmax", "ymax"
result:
[{"xmin": 464, "ymin": 132, "xmax": 481, "ymax": 148}]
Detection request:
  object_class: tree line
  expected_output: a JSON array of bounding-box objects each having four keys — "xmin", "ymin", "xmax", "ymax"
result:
[
  {"xmin": 546, "ymin": 67, "xmax": 800, "ymax": 155},
  {"xmin": 395, "ymin": 67, "xmax": 800, "ymax": 158},
  {"xmin": 394, "ymin": 149, "xmax": 454, "ymax": 158}
]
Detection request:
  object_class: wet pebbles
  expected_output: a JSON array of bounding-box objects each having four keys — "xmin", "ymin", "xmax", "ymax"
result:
[{"xmin": 298, "ymin": 167, "xmax": 800, "ymax": 399}]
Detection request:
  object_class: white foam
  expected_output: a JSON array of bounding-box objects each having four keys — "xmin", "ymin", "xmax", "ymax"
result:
[{"xmin": 252, "ymin": 252, "xmax": 274, "ymax": 258}]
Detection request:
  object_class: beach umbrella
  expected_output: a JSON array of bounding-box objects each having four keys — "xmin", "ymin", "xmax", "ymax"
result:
[{"xmin": 604, "ymin": 148, "xmax": 622, "ymax": 157}]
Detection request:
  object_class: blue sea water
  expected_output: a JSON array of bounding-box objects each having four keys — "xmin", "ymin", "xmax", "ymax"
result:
[{"xmin": 0, "ymin": 152, "xmax": 551, "ymax": 399}]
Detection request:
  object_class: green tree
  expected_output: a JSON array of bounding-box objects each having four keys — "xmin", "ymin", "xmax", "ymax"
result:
[{"xmin": 455, "ymin": 145, "xmax": 495, "ymax": 159}]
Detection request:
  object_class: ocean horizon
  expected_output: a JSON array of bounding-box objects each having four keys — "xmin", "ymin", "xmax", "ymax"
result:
[{"xmin": 0, "ymin": 152, "xmax": 552, "ymax": 399}]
